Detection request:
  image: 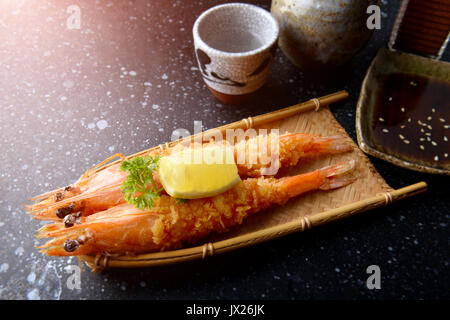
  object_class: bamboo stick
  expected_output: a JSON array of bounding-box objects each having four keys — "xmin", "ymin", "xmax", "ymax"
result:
[
  {"xmin": 162, "ymin": 90, "xmax": 348, "ymax": 147},
  {"xmin": 213, "ymin": 90, "xmax": 349, "ymax": 132},
  {"xmin": 91, "ymin": 91, "xmax": 349, "ymax": 174},
  {"xmin": 81, "ymin": 182, "xmax": 427, "ymax": 270}
]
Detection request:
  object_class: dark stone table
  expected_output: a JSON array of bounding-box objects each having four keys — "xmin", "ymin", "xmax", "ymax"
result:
[{"xmin": 0, "ymin": 0, "xmax": 448, "ymax": 300}]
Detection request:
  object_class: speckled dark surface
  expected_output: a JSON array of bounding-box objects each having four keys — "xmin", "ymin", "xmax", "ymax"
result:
[{"xmin": 0, "ymin": 0, "xmax": 448, "ymax": 300}]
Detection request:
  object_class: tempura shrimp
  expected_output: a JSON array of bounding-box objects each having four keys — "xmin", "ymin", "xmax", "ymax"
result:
[
  {"xmin": 28, "ymin": 133, "xmax": 352, "ymax": 221},
  {"xmin": 37, "ymin": 160, "xmax": 357, "ymax": 256}
]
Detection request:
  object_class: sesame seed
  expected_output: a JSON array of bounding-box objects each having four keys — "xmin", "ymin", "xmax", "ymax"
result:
[
  {"xmin": 382, "ymin": 129, "xmax": 389, "ymax": 133},
  {"xmin": 417, "ymin": 120, "xmax": 422, "ymax": 125},
  {"xmin": 379, "ymin": 117, "xmax": 384, "ymax": 122},
  {"xmin": 434, "ymin": 155, "xmax": 439, "ymax": 161},
  {"xmin": 388, "ymin": 97, "xmax": 392, "ymax": 101},
  {"xmin": 404, "ymin": 140, "xmax": 410, "ymax": 144},
  {"xmin": 419, "ymin": 138, "xmax": 425, "ymax": 141},
  {"xmin": 444, "ymin": 136, "xmax": 448, "ymax": 142},
  {"xmin": 445, "ymin": 153, "xmax": 448, "ymax": 158},
  {"xmin": 420, "ymin": 128, "xmax": 425, "ymax": 133},
  {"xmin": 440, "ymin": 118, "xmax": 445, "ymax": 122},
  {"xmin": 419, "ymin": 145, "xmax": 424, "ymax": 150},
  {"xmin": 399, "ymin": 134, "xmax": 405, "ymax": 139},
  {"xmin": 427, "ymin": 137, "xmax": 431, "ymax": 142},
  {"xmin": 400, "ymin": 125, "xmax": 406, "ymax": 129},
  {"xmin": 431, "ymin": 141, "xmax": 437, "ymax": 146},
  {"xmin": 427, "ymin": 116, "xmax": 432, "ymax": 121},
  {"xmin": 425, "ymin": 133, "xmax": 431, "ymax": 136},
  {"xmin": 410, "ymin": 81, "xmax": 417, "ymax": 86},
  {"xmin": 401, "ymin": 107, "xmax": 405, "ymax": 112},
  {"xmin": 407, "ymin": 118, "xmax": 412, "ymax": 123},
  {"xmin": 428, "ymin": 125, "xmax": 432, "ymax": 130},
  {"xmin": 432, "ymin": 108, "xmax": 436, "ymax": 113},
  {"xmin": 445, "ymin": 125, "xmax": 450, "ymax": 129}
]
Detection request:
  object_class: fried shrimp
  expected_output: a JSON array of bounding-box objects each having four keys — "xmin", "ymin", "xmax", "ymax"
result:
[
  {"xmin": 37, "ymin": 160, "xmax": 357, "ymax": 256},
  {"xmin": 28, "ymin": 133, "xmax": 352, "ymax": 221}
]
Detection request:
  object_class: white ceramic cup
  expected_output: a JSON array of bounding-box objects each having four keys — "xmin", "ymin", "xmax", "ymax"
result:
[{"xmin": 193, "ymin": 3, "xmax": 279, "ymax": 104}]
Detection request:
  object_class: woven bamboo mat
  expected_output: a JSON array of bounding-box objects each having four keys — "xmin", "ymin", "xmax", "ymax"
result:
[
  {"xmin": 206, "ymin": 106, "xmax": 392, "ymax": 241},
  {"xmin": 82, "ymin": 97, "xmax": 420, "ymax": 271}
]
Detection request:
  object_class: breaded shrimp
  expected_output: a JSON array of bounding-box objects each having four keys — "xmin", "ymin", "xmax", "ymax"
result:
[
  {"xmin": 28, "ymin": 133, "xmax": 352, "ymax": 221},
  {"xmin": 37, "ymin": 160, "xmax": 357, "ymax": 257}
]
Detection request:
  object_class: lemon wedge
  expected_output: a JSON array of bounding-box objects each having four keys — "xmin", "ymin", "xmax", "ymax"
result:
[{"xmin": 158, "ymin": 146, "xmax": 241, "ymax": 199}]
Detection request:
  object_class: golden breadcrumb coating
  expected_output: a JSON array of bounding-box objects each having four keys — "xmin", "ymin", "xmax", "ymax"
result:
[{"xmin": 151, "ymin": 177, "xmax": 287, "ymax": 250}]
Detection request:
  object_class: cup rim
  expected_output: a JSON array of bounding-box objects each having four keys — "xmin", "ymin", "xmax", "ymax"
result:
[{"xmin": 193, "ymin": 3, "xmax": 279, "ymax": 58}]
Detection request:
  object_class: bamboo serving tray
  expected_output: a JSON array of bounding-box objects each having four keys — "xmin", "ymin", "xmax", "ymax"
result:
[{"xmin": 81, "ymin": 91, "xmax": 427, "ymax": 271}]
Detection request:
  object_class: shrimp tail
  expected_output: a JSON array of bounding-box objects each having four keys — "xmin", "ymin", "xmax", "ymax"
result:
[
  {"xmin": 319, "ymin": 160, "xmax": 357, "ymax": 190},
  {"xmin": 279, "ymin": 133, "xmax": 353, "ymax": 167},
  {"xmin": 279, "ymin": 160, "xmax": 357, "ymax": 197},
  {"xmin": 311, "ymin": 135, "xmax": 353, "ymax": 154}
]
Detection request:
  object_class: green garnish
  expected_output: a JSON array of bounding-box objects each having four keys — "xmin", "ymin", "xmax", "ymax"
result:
[
  {"xmin": 120, "ymin": 155, "xmax": 163, "ymax": 210},
  {"xmin": 176, "ymin": 198, "xmax": 189, "ymax": 204}
]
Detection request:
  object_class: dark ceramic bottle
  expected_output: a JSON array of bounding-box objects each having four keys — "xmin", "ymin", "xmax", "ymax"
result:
[{"xmin": 270, "ymin": 0, "xmax": 378, "ymax": 70}]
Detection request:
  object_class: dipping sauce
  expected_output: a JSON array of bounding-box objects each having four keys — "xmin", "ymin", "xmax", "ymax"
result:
[{"xmin": 371, "ymin": 73, "xmax": 450, "ymax": 169}]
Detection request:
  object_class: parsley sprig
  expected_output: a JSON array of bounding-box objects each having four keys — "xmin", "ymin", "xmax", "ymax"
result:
[{"xmin": 120, "ymin": 155, "xmax": 163, "ymax": 210}]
